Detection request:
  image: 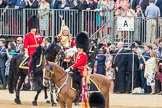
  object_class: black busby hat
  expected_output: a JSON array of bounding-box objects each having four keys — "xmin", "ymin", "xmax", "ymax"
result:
[
  {"xmin": 75, "ymin": 32, "xmax": 89, "ymax": 52},
  {"xmin": 89, "ymin": 92, "xmax": 105, "ymax": 108},
  {"xmin": 27, "ymin": 15, "xmax": 39, "ymax": 30}
]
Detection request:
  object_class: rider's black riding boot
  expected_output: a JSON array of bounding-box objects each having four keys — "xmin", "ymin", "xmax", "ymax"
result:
[{"xmin": 30, "ymin": 57, "xmax": 36, "ymax": 78}]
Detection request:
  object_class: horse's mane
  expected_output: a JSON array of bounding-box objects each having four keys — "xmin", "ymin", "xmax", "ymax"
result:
[{"xmin": 53, "ymin": 63, "xmax": 66, "ymax": 74}]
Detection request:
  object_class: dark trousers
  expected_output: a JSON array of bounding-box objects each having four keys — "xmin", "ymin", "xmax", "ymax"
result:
[
  {"xmin": 0, "ymin": 67, "xmax": 6, "ymax": 89},
  {"xmin": 127, "ymin": 71, "xmax": 138, "ymax": 92},
  {"xmin": 72, "ymin": 69, "xmax": 82, "ymax": 91},
  {"xmin": 115, "ymin": 70, "xmax": 126, "ymax": 93},
  {"xmin": 30, "ymin": 52, "xmax": 40, "ymax": 75},
  {"xmin": 140, "ymin": 69, "xmax": 151, "ymax": 93}
]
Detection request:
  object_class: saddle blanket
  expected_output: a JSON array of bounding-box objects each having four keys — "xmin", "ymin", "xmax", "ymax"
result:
[
  {"xmin": 71, "ymin": 78, "xmax": 100, "ymax": 93},
  {"xmin": 19, "ymin": 55, "xmax": 42, "ymax": 69}
]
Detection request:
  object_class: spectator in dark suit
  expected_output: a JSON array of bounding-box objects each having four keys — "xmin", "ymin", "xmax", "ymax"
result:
[
  {"xmin": 126, "ymin": 43, "xmax": 139, "ymax": 93},
  {"xmin": 132, "ymin": 0, "xmax": 149, "ymax": 12},
  {"xmin": 76, "ymin": 0, "xmax": 87, "ymax": 31},
  {"xmin": 86, "ymin": 0, "xmax": 97, "ymax": 36},
  {"xmin": 50, "ymin": 0, "xmax": 59, "ymax": 9},
  {"xmin": 0, "ymin": 0, "xmax": 6, "ymax": 8},
  {"xmin": 49, "ymin": 0, "xmax": 60, "ymax": 36},
  {"xmin": 58, "ymin": 0, "xmax": 70, "ymax": 18},
  {"xmin": 0, "ymin": 39, "xmax": 7, "ymax": 89},
  {"xmin": 25, "ymin": 0, "xmax": 39, "ymax": 8},
  {"xmin": 114, "ymin": 42, "xmax": 126, "ymax": 93},
  {"xmin": 86, "ymin": 0, "xmax": 97, "ymax": 10},
  {"xmin": 156, "ymin": 0, "xmax": 162, "ymax": 17},
  {"xmin": 76, "ymin": 0, "xmax": 87, "ymax": 11}
]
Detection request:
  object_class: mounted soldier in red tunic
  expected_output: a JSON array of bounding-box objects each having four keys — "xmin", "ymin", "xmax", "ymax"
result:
[
  {"xmin": 23, "ymin": 15, "xmax": 43, "ymax": 76},
  {"xmin": 65, "ymin": 32, "xmax": 89, "ymax": 93}
]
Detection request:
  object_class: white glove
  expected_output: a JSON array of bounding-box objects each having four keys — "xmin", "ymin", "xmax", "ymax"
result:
[
  {"xmin": 65, "ymin": 68, "xmax": 71, "ymax": 72},
  {"xmin": 24, "ymin": 53, "xmax": 29, "ymax": 57},
  {"xmin": 65, "ymin": 46, "xmax": 77, "ymax": 54}
]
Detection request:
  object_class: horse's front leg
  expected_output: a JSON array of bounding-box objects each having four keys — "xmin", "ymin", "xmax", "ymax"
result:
[
  {"xmin": 49, "ymin": 81, "xmax": 57, "ymax": 106},
  {"xmin": 60, "ymin": 101, "xmax": 66, "ymax": 108},
  {"xmin": 15, "ymin": 75, "xmax": 26, "ymax": 104},
  {"xmin": 66, "ymin": 100, "xmax": 73, "ymax": 108},
  {"xmin": 32, "ymin": 77, "xmax": 42, "ymax": 106},
  {"xmin": 43, "ymin": 86, "xmax": 50, "ymax": 103}
]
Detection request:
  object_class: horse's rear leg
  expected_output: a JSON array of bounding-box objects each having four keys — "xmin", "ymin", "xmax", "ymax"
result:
[
  {"xmin": 15, "ymin": 75, "xmax": 26, "ymax": 104},
  {"xmin": 105, "ymin": 94, "xmax": 109, "ymax": 108}
]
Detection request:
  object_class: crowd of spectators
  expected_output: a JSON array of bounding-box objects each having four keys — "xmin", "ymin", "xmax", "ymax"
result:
[
  {"xmin": 0, "ymin": 0, "xmax": 161, "ymax": 43},
  {"xmin": 90, "ymin": 39, "xmax": 162, "ymax": 94},
  {"xmin": 1, "ymin": 36, "xmax": 162, "ymax": 95}
]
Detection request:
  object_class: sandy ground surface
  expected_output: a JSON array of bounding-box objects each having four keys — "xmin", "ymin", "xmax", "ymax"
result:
[{"xmin": 0, "ymin": 90, "xmax": 162, "ymax": 108}]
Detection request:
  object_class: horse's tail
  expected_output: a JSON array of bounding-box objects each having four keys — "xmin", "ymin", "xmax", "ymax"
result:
[{"xmin": 8, "ymin": 57, "xmax": 17, "ymax": 93}]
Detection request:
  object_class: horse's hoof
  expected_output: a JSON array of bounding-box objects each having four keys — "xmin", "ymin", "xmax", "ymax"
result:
[
  {"xmin": 74, "ymin": 102, "xmax": 79, "ymax": 106},
  {"xmin": 32, "ymin": 101, "xmax": 37, "ymax": 106},
  {"xmin": 46, "ymin": 100, "xmax": 50, "ymax": 104},
  {"xmin": 52, "ymin": 102, "xmax": 57, "ymax": 106},
  {"xmin": 14, "ymin": 98, "xmax": 21, "ymax": 104},
  {"xmin": 56, "ymin": 98, "xmax": 59, "ymax": 102}
]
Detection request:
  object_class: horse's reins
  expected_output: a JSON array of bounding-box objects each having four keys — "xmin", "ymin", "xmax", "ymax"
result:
[
  {"xmin": 54, "ymin": 72, "xmax": 67, "ymax": 84},
  {"xmin": 55, "ymin": 72, "xmax": 69, "ymax": 96}
]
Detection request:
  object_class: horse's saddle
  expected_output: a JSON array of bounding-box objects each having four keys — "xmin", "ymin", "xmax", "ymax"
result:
[
  {"xmin": 71, "ymin": 77, "xmax": 100, "ymax": 93},
  {"xmin": 19, "ymin": 55, "xmax": 43, "ymax": 69}
]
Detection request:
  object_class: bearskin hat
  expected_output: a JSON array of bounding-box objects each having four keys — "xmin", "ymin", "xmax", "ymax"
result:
[
  {"xmin": 75, "ymin": 32, "xmax": 89, "ymax": 52},
  {"xmin": 89, "ymin": 92, "xmax": 105, "ymax": 108},
  {"xmin": 27, "ymin": 15, "xmax": 39, "ymax": 30}
]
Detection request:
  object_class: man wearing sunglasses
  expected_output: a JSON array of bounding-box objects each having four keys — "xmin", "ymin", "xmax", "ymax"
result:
[{"xmin": 16, "ymin": 37, "xmax": 23, "ymax": 53}]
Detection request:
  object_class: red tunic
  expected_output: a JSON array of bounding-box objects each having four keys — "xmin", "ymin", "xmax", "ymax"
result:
[
  {"xmin": 24, "ymin": 32, "xmax": 43, "ymax": 57},
  {"xmin": 23, "ymin": 32, "xmax": 42, "ymax": 75},
  {"xmin": 71, "ymin": 38, "xmax": 76, "ymax": 48},
  {"xmin": 71, "ymin": 52, "xmax": 88, "ymax": 76}
]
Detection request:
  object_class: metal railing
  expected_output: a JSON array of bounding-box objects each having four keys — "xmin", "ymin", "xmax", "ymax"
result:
[{"xmin": 0, "ymin": 8, "xmax": 162, "ymax": 46}]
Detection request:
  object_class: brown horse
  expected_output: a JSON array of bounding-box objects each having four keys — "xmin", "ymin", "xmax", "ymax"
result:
[{"xmin": 44, "ymin": 63, "xmax": 110, "ymax": 108}]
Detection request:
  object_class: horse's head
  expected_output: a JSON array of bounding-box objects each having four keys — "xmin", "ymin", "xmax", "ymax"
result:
[
  {"xmin": 45, "ymin": 42, "xmax": 65, "ymax": 62},
  {"xmin": 43, "ymin": 62, "xmax": 67, "ymax": 83}
]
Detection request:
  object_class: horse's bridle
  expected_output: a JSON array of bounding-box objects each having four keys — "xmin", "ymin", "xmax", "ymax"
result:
[
  {"xmin": 46, "ymin": 43, "xmax": 64, "ymax": 63},
  {"xmin": 45, "ymin": 65, "xmax": 69, "ymax": 96}
]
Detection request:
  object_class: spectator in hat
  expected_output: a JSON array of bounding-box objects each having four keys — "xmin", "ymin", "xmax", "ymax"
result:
[
  {"xmin": 135, "ymin": 40, "xmax": 143, "ymax": 59},
  {"xmin": 95, "ymin": 47, "xmax": 106, "ymax": 75},
  {"xmin": 126, "ymin": 43, "xmax": 139, "ymax": 93}
]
